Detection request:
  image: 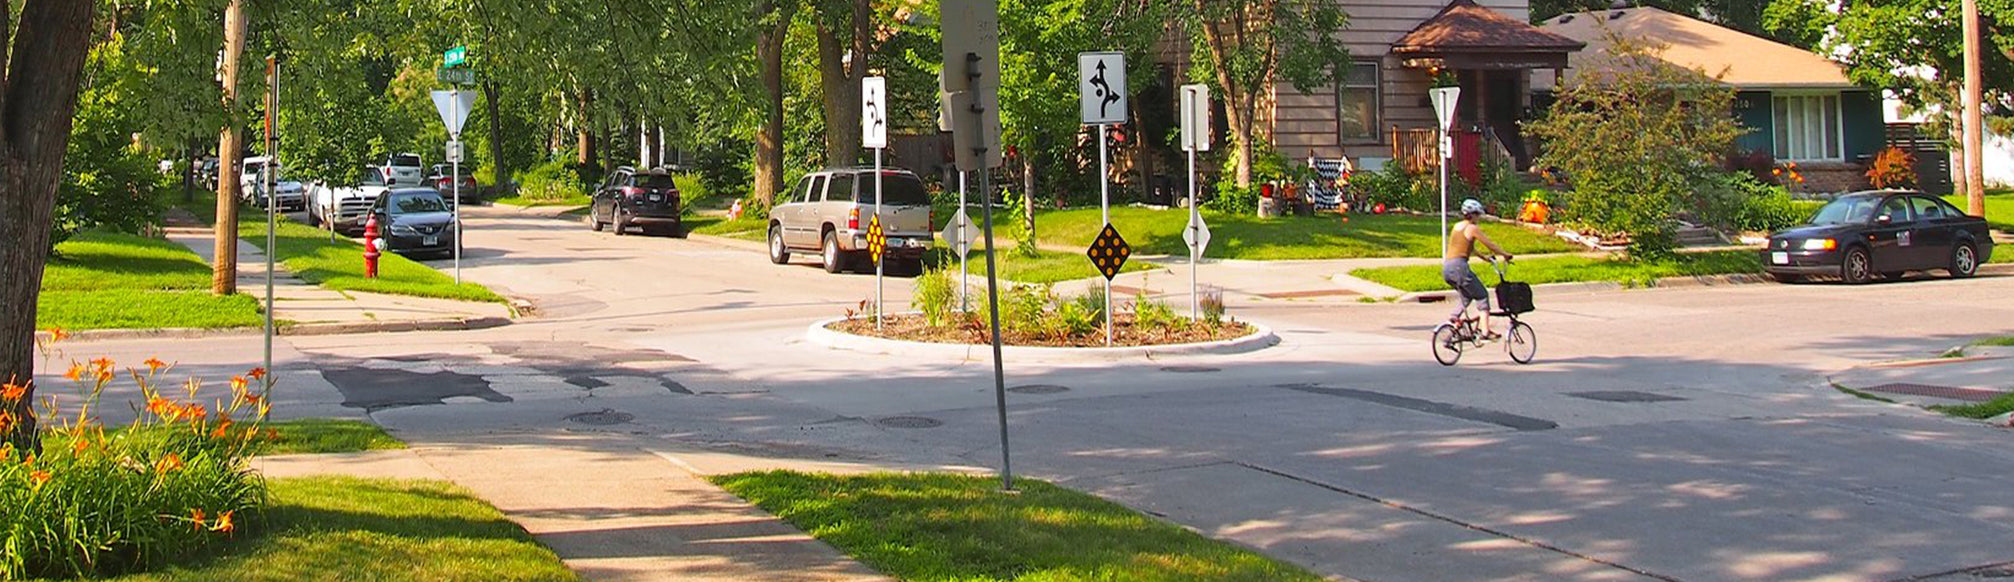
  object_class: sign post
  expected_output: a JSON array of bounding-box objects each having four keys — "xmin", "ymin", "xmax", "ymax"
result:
[
  {"xmin": 1179, "ymin": 84, "xmax": 1211, "ymax": 319},
  {"xmin": 430, "ymin": 88, "xmax": 476, "ymax": 284},
  {"xmin": 942, "ymin": 0, "xmax": 1012, "ymax": 492},
  {"xmin": 263, "ymin": 54, "xmax": 279, "ymax": 391},
  {"xmin": 1079, "ymin": 51, "xmax": 1126, "ymax": 345},
  {"xmin": 1429, "ymin": 86, "xmax": 1461, "ymax": 257},
  {"xmin": 863, "ymin": 76, "xmax": 888, "ymax": 330}
]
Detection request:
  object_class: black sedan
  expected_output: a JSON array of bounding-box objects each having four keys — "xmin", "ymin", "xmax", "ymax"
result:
[
  {"xmin": 369, "ymin": 188, "xmax": 458, "ymax": 259},
  {"xmin": 1763, "ymin": 190, "xmax": 1994, "ymax": 284}
]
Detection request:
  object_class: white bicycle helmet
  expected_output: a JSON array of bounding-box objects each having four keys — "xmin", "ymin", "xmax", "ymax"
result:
[{"xmin": 1460, "ymin": 198, "xmax": 1485, "ymax": 216}]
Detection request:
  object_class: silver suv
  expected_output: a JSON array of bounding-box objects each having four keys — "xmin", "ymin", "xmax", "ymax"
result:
[{"xmin": 767, "ymin": 167, "xmax": 933, "ymax": 273}]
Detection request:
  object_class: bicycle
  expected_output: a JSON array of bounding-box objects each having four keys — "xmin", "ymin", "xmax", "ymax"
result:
[{"xmin": 1431, "ymin": 259, "xmax": 1537, "ymax": 366}]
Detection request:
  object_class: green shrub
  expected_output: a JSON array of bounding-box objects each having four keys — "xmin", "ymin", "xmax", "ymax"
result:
[
  {"xmin": 1002, "ymin": 190, "xmax": 1040, "ymax": 258},
  {"xmin": 56, "ymin": 80, "xmax": 165, "ymax": 251},
  {"xmin": 1131, "ymin": 288, "xmax": 1182, "ymax": 331},
  {"xmin": 1199, "ymin": 286, "xmax": 1227, "ymax": 324},
  {"xmin": 1351, "ymin": 164, "xmax": 1433, "ymax": 212},
  {"xmin": 912, "ymin": 267, "xmax": 959, "ymax": 326},
  {"xmin": 512, "ymin": 159, "xmax": 589, "ymax": 202},
  {"xmin": 1206, "ymin": 182, "xmax": 1259, "ymax": 215},
  {"xmin": 1693, "ymin": 172, "xmax": 1806, "ymax": 233},
  {"xmin": 1070, "ymin": 291, "xmax": 1107, "ymax": 322},
  {"xmin": 1048, "ymin": 301, "xmax": 1100, "ymax": 339},
  {"xmin": 2, "ymin": 359, "xmax": 271, "ymax": 579}
]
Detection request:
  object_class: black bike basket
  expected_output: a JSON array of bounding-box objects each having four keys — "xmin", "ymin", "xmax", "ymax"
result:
[{"xmin": 1496, "ymin": 281, "xmax": 1535, "ymax": 314}]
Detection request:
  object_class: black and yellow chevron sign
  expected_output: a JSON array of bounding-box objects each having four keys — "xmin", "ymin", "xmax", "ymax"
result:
[
  {"xmin": 867, "ymin": 216, "xmax": 886, "ymax": 262},
  {"xmin": 1084, "ymin": 223, "xmax": 1131, "ymax": 281}
]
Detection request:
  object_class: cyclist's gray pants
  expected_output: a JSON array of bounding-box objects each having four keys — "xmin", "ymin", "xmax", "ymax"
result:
[{"xmin": 1442, "ymin": 258, "xmax": 1489, "ymax": 319}]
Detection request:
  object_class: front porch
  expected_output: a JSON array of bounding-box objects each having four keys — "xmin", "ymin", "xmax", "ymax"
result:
[{"xmin": 1384, "ymin": 0, "xmax": 1583, "ymax": 182}]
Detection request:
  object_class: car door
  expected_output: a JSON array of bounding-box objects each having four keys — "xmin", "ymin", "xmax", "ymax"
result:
[
  {"xmin": 822, "ymin": 172, "xmax": 857, "ymax": 239},
  {"xmin": 1907, "ymin": 196, "xmax": 1958, "ymax": 268},
  {"xmin": 783, "ymin": 175, "xmax": 823, "ymax": 248},
  {"xmin": 1865, "ymin": 196, "xmax": 1916, "ymax": 272},
  {"xmin": 597, "ymin": 170, "xmax": 626, "ymax": 221}
]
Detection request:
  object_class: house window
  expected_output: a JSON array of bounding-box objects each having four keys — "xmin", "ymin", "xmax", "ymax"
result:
[
  {"xmin": 1337, "ymin": 61, "xmax": 1381, "ymax": 142},
  {"xmin": 1772, "ymin": 94, "xmax": 1842, "ymax": 161}
]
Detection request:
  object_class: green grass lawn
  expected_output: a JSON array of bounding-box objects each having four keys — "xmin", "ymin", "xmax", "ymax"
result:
[
  {"xmin": 954, "ymin": 248, "xmax": 1155, "ymax": 285},
  {"xmin": 1930, "ymin": 393, "xmax": 2014, "ymax": 420},
  {"xmin": 43, "ymin": 476, "xmax": 578, "ymax": 582},
  {"xmin": 1351, "ymin": 250, "xmax": 1762, "ymax": 293},
  {"xmin": 491, "ymin": 193, "xmax": 590, "ymax": 208},
  {"xmin": 684, "ymin": 215, "xmax": 769, "ymax": 241},
  {"xmin": 40, "ymin": 233, "xmax": 264, "ymax": 331},
  {"xmin": 714, "ymin": 471, "xmax": 1325, "ymax": 582},
  {"xmin": 1033, "ymin": 207, "xmax": 1581, "ymax": 260},
  {"xmin": 260, "ymin": 418, "xmax": 405, "ymax": 455},
  {"xmin": 1943, "ymin": 192, "xmax": 2014, "ymax": 232},
  {"xmin": 241, "ymin": 219, "xmax": 504, "ymax": 303}
]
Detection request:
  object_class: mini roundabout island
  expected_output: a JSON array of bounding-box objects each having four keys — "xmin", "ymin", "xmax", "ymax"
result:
[{"xmin": 806, "ymin": 284, "xmax": 1278, "ymax": 360}]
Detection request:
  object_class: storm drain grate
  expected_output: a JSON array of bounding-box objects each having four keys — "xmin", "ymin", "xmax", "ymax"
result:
[
  {"xmin": 1862, "ymin": 383, "xmax": 2005, "ymax": 402},
  {"xmin": 1566, "ymin": 391, "xmax": 1687, "ymax": 403},
  {"xmin": 1008, "ymin": 384, "xmax": 1071, "ymax": 394},
  {"xmin": 566, "ymin": 410, "xmax": 634, "ymax": 425},
  {"xmin": 877, "ymin": 416, "xmax": 943, "ymax": 429},
  {"xmin": 1160, "ymin": 366, "xmax": 1221, "ymax": 373}
]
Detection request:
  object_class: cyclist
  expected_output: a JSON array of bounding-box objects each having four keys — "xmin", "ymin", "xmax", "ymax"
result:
[{"xmin": 1444, "ymin": 199, "xmax": 1512, "ymax": 340}]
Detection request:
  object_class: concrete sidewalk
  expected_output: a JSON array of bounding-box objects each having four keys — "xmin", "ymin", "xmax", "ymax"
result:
[
  {"xmin": 256, "ymin": 432, "xmax": 895, "ymax": 582},
  {"xmin": 159, "ymin": 222, "xmax": 512, "ymax": 334},
  {"xmin": 1829, "ymin": 345, "xmax": 2014, "ymax": 417}
]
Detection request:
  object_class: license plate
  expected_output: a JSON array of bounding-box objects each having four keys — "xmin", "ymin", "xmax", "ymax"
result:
[
  {"xmin": 648, "ymin": 195, "xmax": 662, "ymax": 202},
  {"xmin": 424, "ymin": 235, "xmax": 439, "ymax": 246},
  {"xmin": 1771, "ymin": 251, "xmax": 1788, "ymax": 265}
]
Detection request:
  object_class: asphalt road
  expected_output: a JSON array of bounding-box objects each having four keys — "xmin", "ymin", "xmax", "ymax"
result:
[{"xmin": 54, "ymin": 206, "xmax": 2014, "ymax": 582}]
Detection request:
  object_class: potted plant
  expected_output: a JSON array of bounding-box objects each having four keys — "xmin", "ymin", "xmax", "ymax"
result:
[{"xmin": 1518, "ymin": 189, "xmax": 1551, "ymax": 224}]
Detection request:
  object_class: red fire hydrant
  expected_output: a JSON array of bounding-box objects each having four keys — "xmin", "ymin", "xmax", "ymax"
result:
[{"xmin": 362, "ymin": 214, "xmax": 381, "ymax": 279}]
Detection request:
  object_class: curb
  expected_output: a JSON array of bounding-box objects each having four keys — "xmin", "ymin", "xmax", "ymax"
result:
[
  {"xmin": 1393, "ymin": 272, "xmax": 1775, "ymax": 302},
  {"xmin": 37, "ymin": 316, "xmax": 513, "ymax": 343},
  {"xmin": 803, "ymin": 316, "xmax": 1279, "ymax": 362}
]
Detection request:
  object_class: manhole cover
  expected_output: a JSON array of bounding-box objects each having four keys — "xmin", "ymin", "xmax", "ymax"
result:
[
  {"xmin": 566, "ymin": 410, "xmax": 634, "ymax": 425},
  {"xmin": 1008, "ymin": 384, "xmax": 1070, "ymax": 394},
  {"xmin": 877, "ymin": 416, "xmax": 943, "ymax": 429},
  {"xmin": 1160, "ymin": 366, "xmax": 1221, "ymax": 373},
  {"xmin": 1566, "ymin": 391, "xmax": 1687, "ymax": 403},
  {"xmin": 1862, "ymin": 383, "xmax": 2003, "ymax": 402}
]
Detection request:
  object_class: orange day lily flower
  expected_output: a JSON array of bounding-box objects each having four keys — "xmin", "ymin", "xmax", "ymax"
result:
[
  {"xmin": 155, "ymin": 453, "xmax": 183, "ymax": 474},
  {"xmin": 144, "ymin": 358, "xmax": 167, "ymax": 373},
  {"xmin": 63, "ymin": 363, "xmax": 84, "ymax": 382},
  {"xmin": 248, "ymin": 367, "xmax": 267, "ymax": 380},
  {"xmin": 230, "ymin": 376, "xmax": 249, "ymax": 393},
  {"xmin": 211, "ymin": 510, "xmax": 236, "ymax": 534},
  {"xmin": 89, "ymin": 357, "xmax": 112, "ymax": 372},
  {"xmin": 0, "ymin": 383, "xmax": 23, "ymax": 402},
  {"xmin": 45, "ymin": 328, "xmax": 67, "ymax": 342},
  {"xmin": 190, "ymin": 508, "xmax": 206, "ymax": 530},
  {"xmin": 29, "ymin": 470, "xmax": 50, "ymax": 487}
]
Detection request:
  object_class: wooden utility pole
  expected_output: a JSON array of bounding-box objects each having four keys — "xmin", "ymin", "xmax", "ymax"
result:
[
  {"xmin": 1962, "ymin": 0, "xmax": 1986, "ymax": 216},
  {"xmin": 213, "ymin": 0, "xmax": 247, "ymax": 295}
]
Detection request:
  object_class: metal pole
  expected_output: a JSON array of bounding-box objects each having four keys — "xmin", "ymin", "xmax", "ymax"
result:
[
  {"xmin": 874, "ymin": 147, "xmax": 884, "ymax": 330},
  {"xmin": 451, "ymin": 87, "xmax": 462, "ymax": 285},
  {"xmin": 263, "ymin": 54, "xmax": 277, "ymax": 391},
  {"xmin": 1099, "ymin": 123, "xmax": 1112, "ymax": 346},
  {"xmin": 1187, "ymin": 148, "xmax": 1199, "ymax": 319},
  {"xmin": 1439, "ymin": 128, "xmax": 1448, "ymax": 259},
  {"xmin": 968, "ymin": 70, "xmax": 1012, "ymax": 492},
  {"xmin": 959, "ymin": 170, "xmax": 969, "ymax": 312}
]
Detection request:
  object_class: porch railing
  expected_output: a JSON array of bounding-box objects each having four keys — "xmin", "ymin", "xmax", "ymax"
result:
[{"xmin": 1390, "ymin": 126, "xmax": 1438, "ymax": 174}]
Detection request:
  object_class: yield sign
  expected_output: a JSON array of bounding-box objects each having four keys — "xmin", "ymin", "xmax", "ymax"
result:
[
  {"xmin": 1183, "ymin": 213, "xmax": 1212, "ymax": 255},
  {"xmin": 1429, "ymin": 86, "xmax": 1461, "ymax": 130},
  {"xmin": 937, "ymin": 208, "xmax": 979, "ymax": 255},
  {"xmin": 1078, "ymin": 52, "xmax": 1127, "ymax": 125},
  {"xmin": 430, "ymin": 90, "xmax": 478, "ymax": 136}
]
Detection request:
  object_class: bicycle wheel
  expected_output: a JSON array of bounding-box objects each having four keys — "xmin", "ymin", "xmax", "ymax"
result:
[
  {"xmin": 1506, "ymin": 321, "xmax": 1537, "ymax": 364},
  {"xmin": 1432, "ymin": 324, "xmax": 1464, "ymax": 366}
]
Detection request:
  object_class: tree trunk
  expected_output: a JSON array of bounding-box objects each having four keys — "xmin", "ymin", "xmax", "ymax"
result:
[
  {"xmin": 0, "ymin": 0, "xmax": 97, "ymax": 449},
  {"xmin": 212, "ymin": 0, "xmax": 247, "ymax": 296},
  {"xmin": 754, "ymin": 0, "xmax": 794, "ymax": 212},
  {"xmin": 814, "ymin": 0, "xmax": 870, "ymax": 168},
  {"xmin": 1021, "ymin": 155, "xmax": 1035, "ymax": 237},
  {"xmin": 648, "ymin": 124, "xmax": 662, "ymax": 168},
  {"xmin": 1961, "ymin": 0, "xmax": 1986, "ymax": 216},
  {"xmin": 483, "ymin": 80, "xmax": 505, "ymax": 192},
  {"xmin": 577, "ymin": 89, "xmax": 596, "ymax": 168}
]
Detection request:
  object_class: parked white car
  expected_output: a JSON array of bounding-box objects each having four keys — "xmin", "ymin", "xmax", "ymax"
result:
[
  {"xmin": 376, "ymin": 153, "xmax": 424, "ymax": 187},
  {"xmin": 309, "ymin": 168, "xmax": 390, "ymax": 234},
  {"xmin": 239, "ymin": 156, "xmax": 306, "ymax": 212}
]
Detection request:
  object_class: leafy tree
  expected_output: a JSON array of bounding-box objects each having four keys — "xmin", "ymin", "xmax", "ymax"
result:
[
  {"xmin": 1775, "ymin": 0, "xmax": 2014, "ymax": 209},
  {"xmin": 55, "ymin": 32, "xmax": 166, "ymax": 251},
  {"xmin": 1524, "ymin": 33, "xmax": 1743, "ymax": 257},
  {"xmin": 1183, "ymin": 0, "xmax": 1349, "ymax": 187}
]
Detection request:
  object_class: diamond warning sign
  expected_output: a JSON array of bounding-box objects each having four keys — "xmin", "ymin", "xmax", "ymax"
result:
[{"xmin": 1085, "ymin": 223, "xmax": 1131, "ymax": 281}]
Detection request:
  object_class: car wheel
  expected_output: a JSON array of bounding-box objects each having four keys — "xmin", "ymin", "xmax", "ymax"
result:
[
  {"xmin": 1770, "ymin": 273, "xmax": 1801, "ymax": 284},
  {"xmin": 1950, "ymin": 243, "xmax": 1979, "ymax": 278},
  {"xmin": 613, "ymin": 208, "xmax": 630, "ymax": 236},
  {"xmin": 768, "ymin": 224, "xmax": 790, "ymax": 264},
  {"xmin": 822, "ymin": 230, "xmax": 845, "ymax": 274},
  {"xmin": 587, "ymin": 206, "xmax": 604, "ymax": 232},
  {"xmin": 1840, "ymin": 247, "xmax": 1872, "ymax": 284}
]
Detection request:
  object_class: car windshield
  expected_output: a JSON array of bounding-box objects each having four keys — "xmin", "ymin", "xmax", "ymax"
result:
[
  {"xmin": 391, "ymin": 155, "xmax": 421, "ymax": 168},
  {"xmin": 1808, "ymin": 196, "xmax": 1881, "ymax": 225},
  {"xmin": 851, "ymin": 173, "xmax": 930, "ymax": 206},
  {"xmin": 388, "ymin": 192, "xmax": 448, "ymax": 214}
]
